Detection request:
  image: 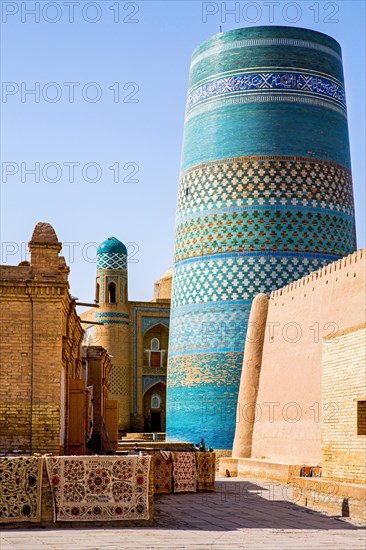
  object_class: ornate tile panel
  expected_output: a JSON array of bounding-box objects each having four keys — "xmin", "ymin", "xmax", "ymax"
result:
[{"xmin": 186, "ymin": 70, "xmax": 346, "ymax": 117}]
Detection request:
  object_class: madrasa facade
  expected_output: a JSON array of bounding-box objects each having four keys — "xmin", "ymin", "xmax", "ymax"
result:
[{"xmin": 81, "ymin": 238, "xmax": 172, "ymax": 434}]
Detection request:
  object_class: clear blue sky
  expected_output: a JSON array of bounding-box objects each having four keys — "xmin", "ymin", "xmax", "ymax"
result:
[{"xmin": 1, "ymin": 0, "xmax": 365, "ymax": 303}]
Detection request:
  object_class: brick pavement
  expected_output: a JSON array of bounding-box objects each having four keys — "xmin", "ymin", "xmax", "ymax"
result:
[{"xmin": 1, "ymin": 477, "xmax": 365, "ymax": 550}]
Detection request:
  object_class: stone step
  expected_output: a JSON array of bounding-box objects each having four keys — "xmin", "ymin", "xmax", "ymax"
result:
[
  {"xmin": 117, "ymin": 441, "xmax": 195, "ymax": 452},
  {"xmin": 121, "ymin": 432, "xmax": 166, "ymax": 442}
]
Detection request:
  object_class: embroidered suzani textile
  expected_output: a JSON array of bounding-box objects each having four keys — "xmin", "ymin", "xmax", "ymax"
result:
[
  {"xmin": 172, "ymin": 452, "xmax": 197, "ymax": 493},
  {"xmin": 0, "ymin": 456, "xmax": 43, "ymax": 523},
  {"xmin": 148, "ymin": 452, "xmax": 172, "ymax": 494},
  {"xmin": 196, "ymin": 452, "xmax": 216, "ymax": 491},
  {"xmin": 46, "ymin": 455, "xmax": 151, "ymax": 521}
]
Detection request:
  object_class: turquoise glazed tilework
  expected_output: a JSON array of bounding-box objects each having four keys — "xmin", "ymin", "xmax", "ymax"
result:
[
  {"xmin": 190, "ymin": 27, "xmax": 344, "ymax": 90},
  {"xmin": 96, "ymin": 237, "xmax": 128, "ymax": 270},
  {"xmin": 166, "ymin": 27, "xmax": 356, "ymax": 450},
  {"xmin": 171, "ymin": 253, "xmax": 338, "ymax": 307},
  {"xmin": 96, "ymin": 252, "xmax": 127, "ymax": 270},
  {"xmin": 167, "ymin": 383, "xmax": 240, "ymax": 449},
  {"xmin": 142, "ymin": 316, "xmax": 170, "ymax": 335},
  {"xmin": 169, "ymin": 301, "xmax": 250, "ymax": 355},
  {"xmin": 182, "ymin": 104, "xmax": 351, "ymax": 171}
]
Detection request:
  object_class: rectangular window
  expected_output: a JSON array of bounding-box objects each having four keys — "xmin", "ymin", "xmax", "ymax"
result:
[
  {"xmin": 357, "ymin": 401, "xmax": 366, "ymax": 436},
  {"xmin": 150, "ymin": 352, "xmax": 161, "ymax": 367}
]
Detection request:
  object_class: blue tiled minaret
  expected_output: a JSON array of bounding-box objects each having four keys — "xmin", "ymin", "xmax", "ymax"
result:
[
  {"xmin": 166, "ymin": 26, "xmax": 356, "ymax": 449},
  {"xmin": 94, "ymin": 237, "xmax": 130, "ymax": 431}
]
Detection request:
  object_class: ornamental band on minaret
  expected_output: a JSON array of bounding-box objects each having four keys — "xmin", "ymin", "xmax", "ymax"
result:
[{"xmin": 166, "ymin": 26, "xmax": 357, "ymax": 449}]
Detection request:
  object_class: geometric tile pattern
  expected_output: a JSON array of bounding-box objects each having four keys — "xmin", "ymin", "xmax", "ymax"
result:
[
  {"xmin": 95, "ymin": 312, "xmax": 129, "ymax": 326},
  {"xmin": 168, "ymin": 154, "xmax": 356, "ymax": 449},
  {"xmin": 168, "ymin": 153, "xmax": 356, "ymax": 450},
  {"xmin": 186, "ymin": 70, "xmax": 346, "ymax": 118},
  {"xmin": 171, "ymin": 252, "xmax": 334, "ymax": 308},
  {"xmin": 177, "ymin": 157, "xmax": 354, "ymax": 219},
  {"xmin": 110, "ymin": 365, "xmax": 129, "ymax": 396},
  {"xmin": 175, "ymin": 209, "xmax": 354, "ymax": 262},
  {"xmin": 95, "ymin": 313, "xmax": 129, "ymax": 318},
  {"xmin": 96, "ymin": 252, "xmax": 127, "ymax": 271}
]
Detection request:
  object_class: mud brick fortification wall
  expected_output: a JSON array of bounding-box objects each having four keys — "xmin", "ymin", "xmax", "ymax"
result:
[{"xmin": 233, "ymin": 248, "xmax": 365, "ymax": 467}]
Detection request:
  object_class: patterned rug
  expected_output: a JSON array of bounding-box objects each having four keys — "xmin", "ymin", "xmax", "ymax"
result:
[
  {"xmin": 172, "ymin": 452, "xmax": 197, "ymax": 493},
  {"xmin": 196, "ymin": 452, "xmax": 216, "ymax": 491},
  {"xmin": 148, "ymin": 452, "xmax": 172, "ymax": 494},
  {"xmin": 46, "ymin": 455, "xmax": 151, "ymax": 521},
  {"xmin": 0, "ymin": 456, "xmax": 43, "ymax": 523}
]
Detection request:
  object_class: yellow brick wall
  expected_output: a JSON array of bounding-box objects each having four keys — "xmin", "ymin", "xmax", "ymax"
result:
[
  {"xmin": 0, "ymin": 297, "xmax": 33, "ymax": 452},
  {"xmin": 0, "ymin": 285, "xmax": 83, "ymax": 454},
  {"xmin": 322, "ymin": 324, "xmax": 366, "ymax": 483},
  {"xmin": 0, "ymin": 223, "xmax": 84, "ymax": 455}
]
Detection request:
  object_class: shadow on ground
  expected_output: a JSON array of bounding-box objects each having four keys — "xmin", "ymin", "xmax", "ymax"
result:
[{"xmin": 153, "ymin": 479, "xmax": 364, "ymax": 531}]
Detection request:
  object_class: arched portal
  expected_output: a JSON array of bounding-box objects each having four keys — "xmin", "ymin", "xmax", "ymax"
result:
[{"xmin": 143, "ymin": 382, "xmax": 166, "ymax": 432}]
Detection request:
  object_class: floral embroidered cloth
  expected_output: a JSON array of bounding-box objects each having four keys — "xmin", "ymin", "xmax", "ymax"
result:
[
  {"xmin": 172, "ymin": 452, "xmax": 197, "ymax": 493},
  {"xmin": 196, "ymin": 452, "xmax": 216, "ymax": 491},
  {"xmin": 46, "ymin": 455, "xmax": 151, "ymax": 521},
  {"xmin": 148, "ymin": 452, "xmax": 172, "ymax": 494},
  {"xmin": 0, "ymin": 456, "xmax": 43, "ymax": 523}
]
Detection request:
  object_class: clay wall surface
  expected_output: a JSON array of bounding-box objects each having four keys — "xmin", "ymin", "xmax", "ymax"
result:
[{"xmin": 248, "ymin": 249, "xmax": 365, "ymax": 464}]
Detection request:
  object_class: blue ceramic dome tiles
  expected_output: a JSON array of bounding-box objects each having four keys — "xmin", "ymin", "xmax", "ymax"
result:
[{"xmin": 97, "ymin": 237, "xmax": 128, "ymax": 270}]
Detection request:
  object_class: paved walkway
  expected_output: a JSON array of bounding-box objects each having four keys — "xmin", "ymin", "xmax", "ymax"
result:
[{"xmin": 1, "ymin": 478, "xmax": 365, "ymax": 549}]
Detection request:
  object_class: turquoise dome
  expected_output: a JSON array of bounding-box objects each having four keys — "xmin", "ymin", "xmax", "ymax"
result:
[{"xmin": 97, "ymin": 237, "xmax": 127, "ymax": 270}]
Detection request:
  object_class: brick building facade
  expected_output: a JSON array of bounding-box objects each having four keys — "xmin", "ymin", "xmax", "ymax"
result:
[{"xmin": 0, "ymin": 223, "xmax": 84, "ymax": 455}]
